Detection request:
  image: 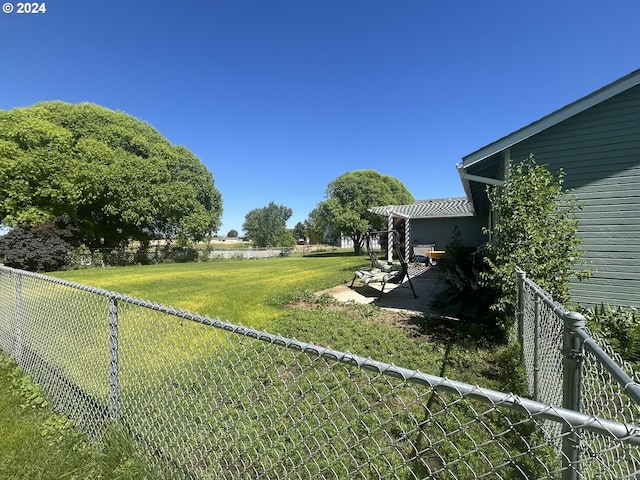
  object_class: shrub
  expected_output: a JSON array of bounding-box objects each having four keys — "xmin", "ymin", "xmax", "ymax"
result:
[
  {"xmin": 0, "ymin": 217, "xmax": 80, "ymax": 271},
  {"xmin": 432, "ymin": 227, "xmax": 502, "ymax": 342},
  {"xmin": 434, "ymin": 157, "xmax": 589, "ymax": 342},
  {"xmin": 164, "ymin": 245, "xmax": 200, "ymax": 263},
  {"xmin": 483, "ymin": 155, "xmax": 589, "ymax": 321},
  {"xmin": 582, "ymin": 304, "xmax": 640, "ymax": 365}
]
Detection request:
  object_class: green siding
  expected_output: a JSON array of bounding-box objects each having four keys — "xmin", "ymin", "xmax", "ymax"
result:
[
  {"xmin": 509, "ymin": 84, "xmax": 640, "ymax": 307},
  {"xmin": 410, "ymin": 216, "xmax": 487, "ymax": 253}
]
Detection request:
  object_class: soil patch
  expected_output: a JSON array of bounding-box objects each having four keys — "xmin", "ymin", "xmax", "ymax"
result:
[{"xmin": 289, "ymin": 297, "xmax": 464, "ymax": 344}]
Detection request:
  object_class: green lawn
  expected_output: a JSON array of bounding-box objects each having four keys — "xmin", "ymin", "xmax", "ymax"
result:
[
  {"xmin": 53, "ymin": 254, "xmax": 364, "ymax": 330},
  {"xmin": 1, "ymin": 254, "xmax": 536, "ymax": 478},
  {"xmin": 0, "ymin": 353, "xmax": 159, "ymax": 480},
  {"xmin": 0, "ymin": 354, "xmax": 89, "ymax": 479},
  {"xmin": 51, "ymin": 255, "xmax": 513, "ymax": 378}
]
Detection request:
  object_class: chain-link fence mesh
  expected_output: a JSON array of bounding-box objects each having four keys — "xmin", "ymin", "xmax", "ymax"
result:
[
  {"xmin": 68, "ymin": 245, "xmax": 299, "ymax": 268},
  {"xmin": 516, "ymin": 268, "xmax": 640, "ymax": 478},
  {"xmin": 519, "ymin": 279, "xmax": 564, "ymax": 407},
  {"xmin": 577, "ymin": 327, "xmax": 640, "ymax": 477},
  {"xmin": 2, "ymin": 265, "xmax": 640, "ymax": 478}
]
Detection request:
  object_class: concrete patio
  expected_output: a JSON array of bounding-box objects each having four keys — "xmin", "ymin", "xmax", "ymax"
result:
[{"xmin": 316, "ymin": 264, "xmax": 448, "ymax": 317}]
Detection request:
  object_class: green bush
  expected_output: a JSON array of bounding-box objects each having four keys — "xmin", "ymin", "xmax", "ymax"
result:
[
  {"xmin": 166, "ymin": 245, "xmax": 200, "ymax": 263},
  {"xmin": 431, "ymin": 227, "xmax": 502, "ymax": 342},
  {"xmin": 582, "ymin": 304, "xmax": 640, "ymax": 365},
  {"xmin": 484, "ymin": 155, "xmax": 589, "ymax": 323}
]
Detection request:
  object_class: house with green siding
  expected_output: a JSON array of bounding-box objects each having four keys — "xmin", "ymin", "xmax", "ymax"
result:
[
  {"xmin": 460, "ymin": 68, "xmax": 640, "ymax": 307},
  {"xmin": 369, "ymin": 197, "xmax": 486, "ymax": 261},
  {"xmin": 376, "ymin": 68, "xmax": 640, "ymax": 307}
]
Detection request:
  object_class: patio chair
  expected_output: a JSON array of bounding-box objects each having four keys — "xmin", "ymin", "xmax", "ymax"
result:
[{"xmin": 350, "ymin": 231, "xmax": 418, "ymax": 301}]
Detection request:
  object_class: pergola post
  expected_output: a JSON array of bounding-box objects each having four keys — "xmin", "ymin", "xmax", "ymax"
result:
[
  {"xmin": 405, "ymin": 218, "xmax": 411, "ymax": 261},
  {"xmin": 387, "ymin": 215, "xmax": 393, "ymax": 262}
]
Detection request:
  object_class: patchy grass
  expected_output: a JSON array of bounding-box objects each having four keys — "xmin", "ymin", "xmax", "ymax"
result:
[
  {"xmin": 278, "ymin": 293, "xmax": 522, "ymax": 391},
  {"xmin": 54, "ymin": 255, "xmax": 364, "ymax": 329},
  {"xmin": 51, "ymin": 252, "xmax": 525, "ymax": 397},
  {"xmin": 0, "ymin": 254, "xmax": 536, "ymax": 478},
  {"xmin": 0, "ymin": 354, "xmax": 91, "ymax": 479},
  {"xmin": 52, "ymin": 256, "xmax": 512, "ymax": 381}
]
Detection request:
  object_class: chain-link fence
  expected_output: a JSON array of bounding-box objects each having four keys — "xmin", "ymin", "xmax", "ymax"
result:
[
  {"xmin": 68, "ymin": 246, "xmax": 299, "ymax": 268},
  {"xmin": 67, "ymin": 245, "xmax": 201, "ymax": 267},
  {"xmin": 516, "ymin": 268, "xmax": 640, "ymax": 478},
  {"xmin": 1, "ymin": 265, "xmax": 640, "ymax": 479}
]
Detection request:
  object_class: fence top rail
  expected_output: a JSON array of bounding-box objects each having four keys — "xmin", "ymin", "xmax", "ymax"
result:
[
  {"xmin": 516, "ymin": 267, "xmax": 568, "ymax": 318},
  {"xmin": 577, "ymin": 328, "xmax": 640, "ymax": 405},
  {"xmin": 517, "ymin": 266, "xmax": 640, "ymax": 410},
  {"xmin": 4, "ymin": 264, "xmax": 640, "ymax": 445}
]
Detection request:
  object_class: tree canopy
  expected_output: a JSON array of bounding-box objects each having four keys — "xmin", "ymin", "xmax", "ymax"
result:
[
  {"xmin": 0, "ymin": 101, "xmax": 222, "ymax": 249},
  {"xmin": 314, "ymin": 170, "xmax": 414, "ymax": 254},
  {"xmin": 293, "ymin": 222, "xmax": 307, "ymax": 244},
  {"xmin": 242, "ymin": 202, "xmax": 295, "ymax": 247}
]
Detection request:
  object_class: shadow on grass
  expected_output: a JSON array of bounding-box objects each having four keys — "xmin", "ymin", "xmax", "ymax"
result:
[
  {"xmin": 303, "ymin": 251, "xmax": 366, "ymax": 259},
  {"xmin": 406, "ymin": 314, "xmax": 504, "ymax": 348}
]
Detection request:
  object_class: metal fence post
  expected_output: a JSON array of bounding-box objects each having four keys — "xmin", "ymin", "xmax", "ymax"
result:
[
  {"xmin": 515, "ymin": 268, "xmax": 526, "ymax": 352},
  {"xmin": 109, "ymin": 296, "xmax": 120, "ymax": 423},
  {"xmin": 533, "ymin": 296, "xmax": 541, "ymax": 401},
  {"xmin": 562, "ymin": 310, "xmax": 586, "ymax": 480},
  {"xmin": 14, "ymin": 272, "xmax": 24, "ymax": 365}
]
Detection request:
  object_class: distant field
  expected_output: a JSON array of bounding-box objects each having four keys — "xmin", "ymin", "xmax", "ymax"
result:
[{"xmin": 53, "ymin": 254, "xmax": 365, "ymax": 329}]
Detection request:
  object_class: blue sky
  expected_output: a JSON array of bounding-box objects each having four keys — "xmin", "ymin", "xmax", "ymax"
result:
[{"xmin": 1, "ymin": 1, "xmax": 639, "ymax": 235}]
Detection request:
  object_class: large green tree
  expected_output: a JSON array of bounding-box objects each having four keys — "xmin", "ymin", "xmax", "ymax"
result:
[
  {"xmin": 0, "ymin": 101, "xmax": 222, "ymax": 249},
  {"xmin": 314, "ymin": 170, "xmax": 414, "ymax": 254},
  {"xmin": 243, "ymin": 202, "xmax": 295, "ymax": 247}
]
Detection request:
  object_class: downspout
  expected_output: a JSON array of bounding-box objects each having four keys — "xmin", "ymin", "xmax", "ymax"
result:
[{"xmin": 502, "ymin": 148, "xmax": 511, "ymax": 178}]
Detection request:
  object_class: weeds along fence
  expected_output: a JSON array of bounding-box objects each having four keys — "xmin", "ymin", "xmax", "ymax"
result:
[
  {"xmin": 70, "ymin": 246, "xmax": 298, "ymax": 268},
  {"xmin": 1, "ymin": 266, "xmax": 640, "ymax": 479},
  {"xmin": 207, "ymin": 247, "xmax": 294, "ymax": 260},
  {"xmin": 516, "ymin": 268, "xmax": 640, "ymax": 478},
  {"xmin": 69, "ymin": 245, "xmax": 344, "ymax": 268},
  {"xmin": 69, "ymin": 246, "xmax": 199, "ymax": 267}
]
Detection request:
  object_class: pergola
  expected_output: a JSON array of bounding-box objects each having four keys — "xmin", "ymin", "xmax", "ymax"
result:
[{"xmin": 369, "ymin": 197, "xmax": 475, "ymax": 262}]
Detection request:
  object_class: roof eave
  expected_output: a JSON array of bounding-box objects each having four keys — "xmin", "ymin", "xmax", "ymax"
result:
[
  {"xmin": 457, "ymin": 163, "xmax": 476, "ymax": 214},
  {"xmin": 410, "ymin": 213, "xmax": 475, "ymax": 219},
  {"xmin": 368, "ymin": 199, "xmax": 476, "ymax": 220},
  {"xmin": 462, "ymin": 68, "xmax": 640, "ymax": 168}
]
